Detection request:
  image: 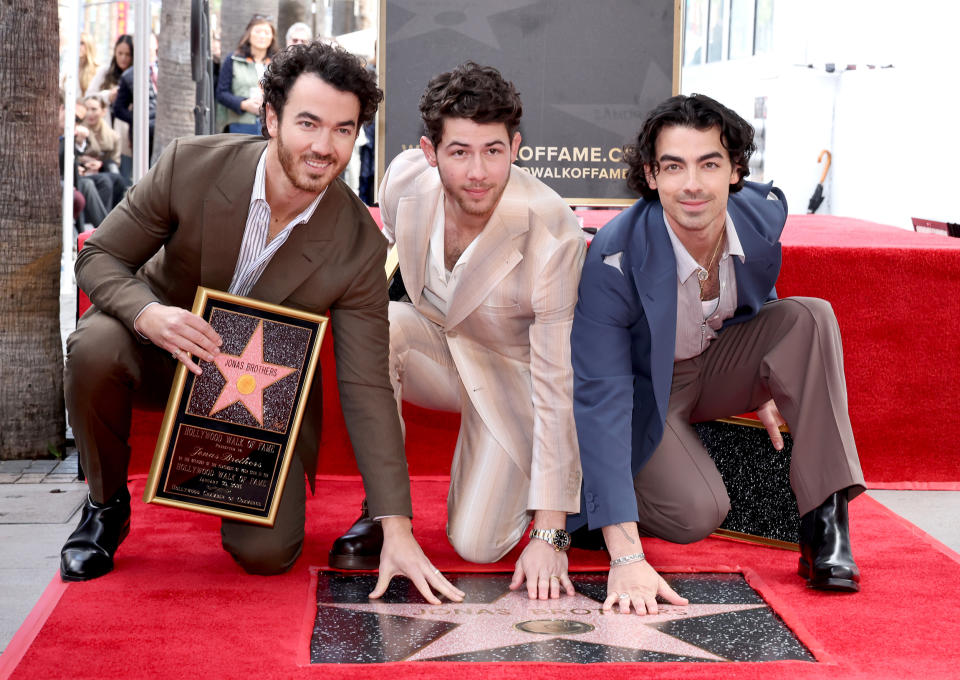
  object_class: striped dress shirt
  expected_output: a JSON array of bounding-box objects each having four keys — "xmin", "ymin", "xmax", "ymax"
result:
[{"xmin": 228, "ymin": 150, "xmax": 326, "ymax": 297}]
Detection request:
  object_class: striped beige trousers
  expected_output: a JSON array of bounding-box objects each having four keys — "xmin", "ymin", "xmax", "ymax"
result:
[{"xmin": 388, "ymin": 301, "xmax": 530, "ymax": 563}]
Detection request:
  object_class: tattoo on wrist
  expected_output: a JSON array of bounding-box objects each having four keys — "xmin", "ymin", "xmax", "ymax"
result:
[{"xmin": 616, "ymin": 524, "xmax": 636, "ymax": 544}]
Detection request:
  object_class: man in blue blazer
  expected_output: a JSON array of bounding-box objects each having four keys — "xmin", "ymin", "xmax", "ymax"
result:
[{"xmin": 570, "ymin": 94, "xmax": 865, "ymax": 614}]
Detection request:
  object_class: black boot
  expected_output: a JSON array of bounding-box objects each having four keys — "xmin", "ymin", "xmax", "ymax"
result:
[
  {"xmin": 328, "ymin": 499, "xmax": 382, "ymax": 570},
  {"xmin": 60, "ymin": 486, "xmax": 131, "ymax": 582},
  {"xmin": 797, "ymin": 490, "xmax": 860, "ymax": 592}
]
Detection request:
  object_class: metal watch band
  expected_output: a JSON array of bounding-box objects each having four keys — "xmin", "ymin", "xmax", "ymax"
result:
[{"xmin": 529, "ymin": 528, "xmax": 571, "ymax": 551}]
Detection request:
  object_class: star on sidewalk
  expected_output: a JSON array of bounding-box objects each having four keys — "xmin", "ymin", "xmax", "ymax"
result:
[
  {"xmin": 326, "ymin": 589, "xmax": 764, "ymax": 662},
  {"xmin": 209, "ymin": 322, "xmax": 296, "ymax": 425}
]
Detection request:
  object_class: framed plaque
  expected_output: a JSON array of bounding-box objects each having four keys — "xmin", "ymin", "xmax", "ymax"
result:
[
  {"xmin": 144, "ymin": 287, "xmax": 328, "ymax": 525},
  {"xmin": 699, "ymin": 416, "xmax": 798, "ymax": 550}
]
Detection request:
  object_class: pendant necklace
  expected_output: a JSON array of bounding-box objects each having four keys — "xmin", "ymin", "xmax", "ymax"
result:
[{"xmin": 697, "ymin": 227, "xmax": 726, "ymax": 299}]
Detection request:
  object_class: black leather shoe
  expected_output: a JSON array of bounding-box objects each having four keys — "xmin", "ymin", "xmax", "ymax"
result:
[
  {"xmin": 798, "ymin": 490, "xmax": 860, "ymax": 592},
  {"xmin": 60, "ymin": 486, "xmax": 131, "ymax": 582},
  {"xmin": 329, "ymin": 500, "xmax": 382, "ymax": 570}
]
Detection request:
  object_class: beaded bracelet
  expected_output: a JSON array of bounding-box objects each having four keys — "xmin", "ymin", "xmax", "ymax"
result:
[{"xmin": 609, "ymin": 552, "xmax": 646, "ymax": 568}]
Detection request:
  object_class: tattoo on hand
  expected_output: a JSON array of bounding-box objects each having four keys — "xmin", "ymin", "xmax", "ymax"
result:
[{"xmin": 616, "ymin": 524, "xmax": 636, "ymax": 544}]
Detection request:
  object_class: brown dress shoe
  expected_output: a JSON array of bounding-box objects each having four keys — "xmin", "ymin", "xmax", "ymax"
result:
[{"xmin": 329, "ymin": 500, "xmax": 382, "ymax": 570}]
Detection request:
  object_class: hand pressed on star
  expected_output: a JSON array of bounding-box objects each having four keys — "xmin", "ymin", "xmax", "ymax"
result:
[
  {"xmin": 370, "ymin": 516, "xmax": 465, "ymax": 606},
  {"xmin": 510, "ymin": 538, "xmax": 574, "ymax": 600},
  {"xmin": 605, "ymin": 559, "xmax": 688, "ymax": 615}
]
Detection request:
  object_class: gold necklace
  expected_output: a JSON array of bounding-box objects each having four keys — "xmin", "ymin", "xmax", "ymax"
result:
[{"xmin": 696, "ymin": 227, "xmax": 726, "ymax": 299}]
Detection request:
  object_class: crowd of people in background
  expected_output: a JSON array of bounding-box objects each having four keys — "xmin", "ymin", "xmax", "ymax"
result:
[
  {"xmin": 60, "ymin": 16, "xmax": 377, "ymax": 232},
  {"xmin": 215, "ymin": 15, "xmax": 278, "ymax": 135}
]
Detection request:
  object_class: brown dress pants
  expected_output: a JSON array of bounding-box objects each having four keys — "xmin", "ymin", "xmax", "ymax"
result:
[
  {"xmin": 65, "ymin": 309, "xmax": 306, "ymax": 574},
  {"xmin": 633, "ymin": 297, "xmax": 866, "ymax": 543}
]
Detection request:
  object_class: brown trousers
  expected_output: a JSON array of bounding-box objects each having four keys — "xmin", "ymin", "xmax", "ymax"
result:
[
  {"xmin": 633, "ymin": 297, "xmax": 866, "ymax": 543},
  {"xmin": 65, "ymin": 309, "xmax": 305, "ymax": 574}
]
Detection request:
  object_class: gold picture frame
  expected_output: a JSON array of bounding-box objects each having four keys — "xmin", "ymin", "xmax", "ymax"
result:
[{"xmin": 143, "ymin": 287, "xmax": 327, "ymax": 526}]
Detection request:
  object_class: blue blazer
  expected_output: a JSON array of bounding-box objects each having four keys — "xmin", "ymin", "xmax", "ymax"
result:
[{"xmin": 568, "ymin": 182, "xmax": 788, "ymax": 531}]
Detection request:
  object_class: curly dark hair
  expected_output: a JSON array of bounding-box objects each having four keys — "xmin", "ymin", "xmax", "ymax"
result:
[
  {"xmin": 259, "ymin": 42, "xmax": 382, "ymax": 138},
  {"xmin": 624, "ymin": 94, "xmax": 755, "ymax": 200},
  {"xmin": 419, "ymin": 62, "xmax": 522, "ymax": 147}
]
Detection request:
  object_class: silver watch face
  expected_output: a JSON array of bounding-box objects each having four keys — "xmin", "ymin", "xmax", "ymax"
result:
[{"xmin": 553, "ymin": 529, "xmax": 571, "ymax": 551}]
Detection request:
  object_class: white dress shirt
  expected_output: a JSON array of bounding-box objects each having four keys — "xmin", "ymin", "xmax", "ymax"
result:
[
  {"xmin": 421, "ymin": 200, "xmax": 480, "ymax": 317},
  {"xmin": 664, "ymin": 210, "xmax": 745, "ymax": 361}
]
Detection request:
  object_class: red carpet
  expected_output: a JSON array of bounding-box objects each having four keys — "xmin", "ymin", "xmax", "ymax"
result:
[
  {"xmin": 3, "ymin": 476, "xmax": 959, "ymax": 679},
  {"xmin": 106, "ymin": 214, "xmax": 960, "ymax": 487},
  {"xmin": 777, "ymin": 217, "xmax": 960, "ymax": 488}
]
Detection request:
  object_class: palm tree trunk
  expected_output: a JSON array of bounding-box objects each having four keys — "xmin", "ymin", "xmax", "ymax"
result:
[
  {"xmin": 153, "ymin": 0, "xmax": 199, "ymax": 163},
  {"xmin": 0, "ymin": 0, "xmax": 66, "ymax": 459}
]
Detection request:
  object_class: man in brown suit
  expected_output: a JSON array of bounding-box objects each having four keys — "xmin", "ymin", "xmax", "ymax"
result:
[{"xmin": 60, "ymin": 42, "xmax": 464, "ymax": 605}]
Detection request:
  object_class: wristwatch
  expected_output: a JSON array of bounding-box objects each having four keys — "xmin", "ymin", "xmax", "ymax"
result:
[{"xmin": 529, "ymin": 527, "xmax": 572, "ymax": 552}]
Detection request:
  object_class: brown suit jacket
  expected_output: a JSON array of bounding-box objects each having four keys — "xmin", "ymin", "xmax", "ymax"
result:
[
  {"xmin": 380, "ymin": 149, "xmax": 585, "ymax": 513},
  {"xmin": 77, "ymin": 134, "xmax": 411, "ymax": 518}
]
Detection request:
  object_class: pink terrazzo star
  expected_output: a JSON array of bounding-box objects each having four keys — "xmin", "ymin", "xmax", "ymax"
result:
[
  {"xmin": 209, "ymin": 322, "xmax": 296, "ymax": 425},
  {"xmin": 329, "ymin": 590, "xmax": 765, "ymax": 661}
]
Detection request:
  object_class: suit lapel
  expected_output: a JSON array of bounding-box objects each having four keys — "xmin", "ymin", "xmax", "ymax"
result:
[
  {"xmin": 444, "ymin": 180, "xmax": 527, "ymax": 330},
  {"xmin": 733, "ymin": 225, "xmax": 781, "ymax": 305},
  {"xmin": 248, "ymin": 183, "xmax": 341, "ymax": 305},
  {"xmin": 395, "ymin": 172, "xmax": 441, "ymax": 308},
  {"xmin": 728, "ymin": 190, "xmax": 783, "ymax": 314},
  {"xmin": 632, "ymin": 210, "xmax": 677, "ymax": 425},
  {"xmin": 200, "ymin": 141, "xmax": 266, "ymax": 292}
]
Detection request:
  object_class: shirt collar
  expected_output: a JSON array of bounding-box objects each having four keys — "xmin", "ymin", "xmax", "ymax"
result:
[
  {"xmin": 663, "ymin": 209, "xmax": 746, "ymax": 284},
  {"xmin": 250, "ymin": 150, "xmax": 268, "ymax": 206}
]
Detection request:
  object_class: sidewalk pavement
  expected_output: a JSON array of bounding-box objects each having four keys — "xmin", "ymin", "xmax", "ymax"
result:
[
  {"xmin": 0, "ymin": 451, "xmax": 87, "ymax": 652},
  {"xmin": 2, "ymin": 452, "xmax": 958, "ymax": 654}
]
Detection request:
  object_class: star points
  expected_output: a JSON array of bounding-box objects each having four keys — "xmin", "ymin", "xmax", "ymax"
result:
[
  {"xmin": 209, "ymin": 322, "xmax": 296, "ymax": 425},
  {"xmin": 327, "ymin": 589, "xmax": 763, "ymax": 662}
]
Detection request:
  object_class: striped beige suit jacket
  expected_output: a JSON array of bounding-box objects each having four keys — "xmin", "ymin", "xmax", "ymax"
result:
[{"xmin": 379, "ymin": 149, "xmax": 585, "ymax": 514}]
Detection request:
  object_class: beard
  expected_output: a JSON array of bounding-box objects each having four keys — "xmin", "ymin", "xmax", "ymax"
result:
[
  {"xmin": 276, "ymin": 129, "xmax": 341, "ymax": 194},
  {"xmin": 437, "ymin": 168, "xmax": 510, "ymax": 221}
]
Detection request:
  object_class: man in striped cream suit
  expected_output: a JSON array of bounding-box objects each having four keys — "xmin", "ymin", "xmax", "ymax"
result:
[{"xmin": 331, "ymin": 63, "xmax": 587, "ymax": 601}]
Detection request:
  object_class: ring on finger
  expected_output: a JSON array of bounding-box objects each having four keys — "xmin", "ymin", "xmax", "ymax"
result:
[
  {"xmin": 549, "ymin": 575, "xmax": 560, "ymax": 582},
  {"xmin": 171, "ymin": 349, "xmax": 180, "ymax": 359},
  {"xmin": 433, "ymin": 568, "xmax": 441, "ymax": 575},
  {"xmin": 618, "ymin": 592, "xmax": 630, "ymax": 600}
]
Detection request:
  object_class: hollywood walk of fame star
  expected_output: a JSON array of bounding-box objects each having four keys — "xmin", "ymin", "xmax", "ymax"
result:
[
  {"xmin": 324, "ymin": 588, "xmax": 765, "ymax": 662},
  {"xmin": 388, "ymin": 0, "xmax": 543, "ymax": 50},
  {"xmin": 209, "ymin": 322, "xmax": 297, "ymax": 425}
]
